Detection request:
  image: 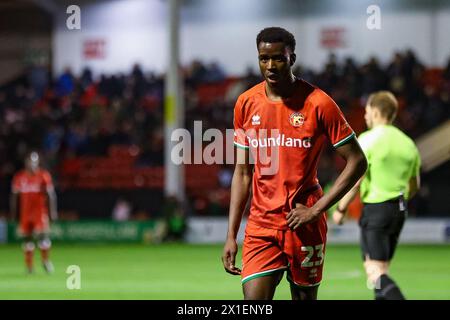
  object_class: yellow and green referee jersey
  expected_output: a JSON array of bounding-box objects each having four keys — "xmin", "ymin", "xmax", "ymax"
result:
[{"xmin": 358, "ymin": 124, "xmax": 421, "ymax": 203}]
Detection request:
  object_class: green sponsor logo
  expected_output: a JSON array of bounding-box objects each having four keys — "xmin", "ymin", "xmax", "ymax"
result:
[{"xmin": 7, "ymin": 221, "xmax": 160, "ymax": 243}]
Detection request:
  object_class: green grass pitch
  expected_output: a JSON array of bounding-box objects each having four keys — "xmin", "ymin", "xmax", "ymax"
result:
[{"xmin": 0, "ymin": 243, "xmax": 449, "ymax": 300}]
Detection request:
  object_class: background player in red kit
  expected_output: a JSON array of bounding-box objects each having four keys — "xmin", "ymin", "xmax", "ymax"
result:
[
  {"xmin": 222, "ymin": 27, "xmax": 367, "ymax": 300},
  {"xmin": 10, "ymin": 151, "xmax": 58, "ymax": 274}
]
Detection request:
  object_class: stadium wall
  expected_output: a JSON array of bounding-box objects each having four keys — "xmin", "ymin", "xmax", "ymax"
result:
[
  {"xmin": 56, "ymin": 189, "xmax": 165, "ymax": 219},
  {"xmin": 1, "ymin": 218, "xmax": 449, "ymax": 244},
  {"xmin": 52, "ymin": 0, "xmax": 450, "ymax": 77},
  {"xmin": 185, "ymin": 217, "xmax": 450, "ymax": 245},
  {"xmin": 3, "ymin": 220, "xmax": 165, "ymax": 244}
]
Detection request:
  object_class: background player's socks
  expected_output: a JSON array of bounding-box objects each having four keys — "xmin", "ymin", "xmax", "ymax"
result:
[
  {"xmin": 41, "ymin": 249, "xmax": 54, "ymax": 273},
  {"xmin": 23, "ymin": 242, "xmax": 35, "ymax": 274},
  {"xmin": 41, "ymin": 248, "xmax": 49, "ymax": 261},
  {"xmin": 43, "ymin": 260, "xmax": 54, "ymax": 274},
  {"xmin": 374, "ymin": 274, "xmax": 405, "ymax": 300},
  {"xmin": 25, "ymin": 251, "xmax": 34, "ymax": 273}
]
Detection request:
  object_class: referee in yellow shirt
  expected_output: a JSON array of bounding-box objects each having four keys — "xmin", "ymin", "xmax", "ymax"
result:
[{"xmin": 333, "ymin": 91, "xmax": 421, "ymax": 300}]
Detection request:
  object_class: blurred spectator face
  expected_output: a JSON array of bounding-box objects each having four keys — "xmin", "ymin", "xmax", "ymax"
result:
[
  {"xmin": 25, "ymin": 152, "xmax": 40, "ymax": 173},
  {"xmin": 257, "ymin": 42, "xmax": 295, "ymax": 87}
]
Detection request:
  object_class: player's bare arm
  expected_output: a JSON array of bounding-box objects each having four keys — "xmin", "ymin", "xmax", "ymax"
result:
[
  {"xmin": 287, "ymin": 137, "xmax": 367, "ymax": 229},
  {"xmin": 47, "ymin": 187, "xmax": 58, "ymax": 221},
  {"xmin": 222, "ymin": 147, "xmax": 253, "ymax": 275}
]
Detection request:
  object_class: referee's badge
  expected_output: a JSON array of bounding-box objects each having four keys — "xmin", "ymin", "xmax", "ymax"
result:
[{"xmin": 289, "ymin": 112, "xmax": 305, "ymax": 127}]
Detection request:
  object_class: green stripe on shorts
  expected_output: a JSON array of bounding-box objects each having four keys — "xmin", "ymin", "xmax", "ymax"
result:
[{"xmin": 241, "ymin": 267, "xmax": 287, "ymax": 285}]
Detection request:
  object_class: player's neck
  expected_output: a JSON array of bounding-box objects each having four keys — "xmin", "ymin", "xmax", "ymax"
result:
[
  {"xmin": 26, "ymin": 169, "xmax": 38, "ymax": 175},
  {"xmin": 265, "ymin": 74, "xmax": 297, "ymax": 101},
  {"xmin": 372, "ymin": 119, "xmax": 390, "ymax": 128}
]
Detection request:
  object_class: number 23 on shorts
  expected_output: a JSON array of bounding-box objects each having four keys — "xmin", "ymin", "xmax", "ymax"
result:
[{"xmin": 300, "ymin": 244, "xmax": 324, "ymax": 268}]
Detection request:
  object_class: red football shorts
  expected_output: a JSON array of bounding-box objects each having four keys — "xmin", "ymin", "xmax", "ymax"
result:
[
  {"xmin": 241, "ymin": 193, "xmax": 328, "ymax": 287},
  {"xmin": 19, "ymin": 215, "xmax": 50, "ymax": 237}
]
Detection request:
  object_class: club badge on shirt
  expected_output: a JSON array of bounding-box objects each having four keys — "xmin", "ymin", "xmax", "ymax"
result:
[{"xmin": 289, "ymin": 112, "xmax": 305, "ymax": 127}]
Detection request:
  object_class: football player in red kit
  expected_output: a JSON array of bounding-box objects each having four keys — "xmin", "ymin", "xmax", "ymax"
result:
[
  {"xmin": 10, "ymin": 151, "xmax": 58, "ymax": 274},
  {"xmin": 222, "ymin": 27, "xmax": 367, "ymax": 300}
]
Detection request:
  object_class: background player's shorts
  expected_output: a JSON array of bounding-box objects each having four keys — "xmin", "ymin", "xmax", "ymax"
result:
[
  {"xmin": 19, "ymin": 215, "xmax": 50, "ymax": 237},
  {"xmin": 359, "ymin": 200, "xmax": 406, "ymax": 261},
  {"xmin": 241, "ymin": 210, "xmax": 327, "ymax": 287}
]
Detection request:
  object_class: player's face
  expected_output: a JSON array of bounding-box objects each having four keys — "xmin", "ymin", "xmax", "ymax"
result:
[
  {"xmin": 257, "ymin": 42, "xmax": 295, "ymax": 87},
  {"xmin": 25, "ymin": 153, "xmax": 40, "ymax": 172}
]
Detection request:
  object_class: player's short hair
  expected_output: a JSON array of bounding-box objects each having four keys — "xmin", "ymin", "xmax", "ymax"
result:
[
  {"xmin": 367, "ymin": 91, "xmax": 398, "ymax": 123},
  {"xmin": 256, "ymin": 27, "xmax": 296, "ymax": 52}
]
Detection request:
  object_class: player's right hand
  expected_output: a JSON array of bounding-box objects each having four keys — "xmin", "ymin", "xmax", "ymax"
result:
[
  {"xmin": 222, "ymin": 238, "xmax": 241, "ymax": 275},
  {"xmin": 332, "ymin": 211, "xmax": 345, "ymax": 225}
]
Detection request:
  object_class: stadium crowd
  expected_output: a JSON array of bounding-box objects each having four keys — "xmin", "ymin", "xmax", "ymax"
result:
[{"xmin": 0, "ymin": 50, "xmax": 449, "ymax": 218}]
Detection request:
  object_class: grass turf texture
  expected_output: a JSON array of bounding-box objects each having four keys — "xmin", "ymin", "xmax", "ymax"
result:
[{"xmin": 0, "ymin": 244, "xmax": 449, "ymax": 300}]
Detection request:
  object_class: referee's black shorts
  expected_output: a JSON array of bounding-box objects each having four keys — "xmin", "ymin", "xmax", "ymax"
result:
[{"xmin": 359, "ymin": 199, "xmax": 407, "ymax": 261}]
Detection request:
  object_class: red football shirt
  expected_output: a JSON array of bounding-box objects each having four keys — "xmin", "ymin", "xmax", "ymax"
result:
[
  {"xmin": 12, "ymin": 169, "xmax": 53, "ymax": 222},
  {"xmin": 233, "ymin": 80, "xmax": 354, "ymax": 230}
]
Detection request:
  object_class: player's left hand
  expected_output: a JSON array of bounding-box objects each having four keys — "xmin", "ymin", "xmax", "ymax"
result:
[
  {"xmin": 287, "ymin": 203, "xmax": 319, "ymax": 230},
  {"xmin": 332, "ymin": 211, "xmax": 345, "ymax": 225},
  {"xmin": 222, "ymin": 238, "xmax": 241, "ymax": 275}
]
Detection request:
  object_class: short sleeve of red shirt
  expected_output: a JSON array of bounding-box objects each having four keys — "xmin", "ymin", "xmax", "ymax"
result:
[
  {"xmin": 233, "ymin": 95, "xmax": 250, "ymax": 149},
  {"xmin": 316, "ymin": 91, "xmax": 355, "ymax": 148},
  {"xmin": 41, "ymin": 171, "xmax": 54, "ymax": 190}
]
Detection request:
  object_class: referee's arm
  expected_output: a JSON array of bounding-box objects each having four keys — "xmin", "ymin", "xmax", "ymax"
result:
[
  {"xmin": 408, "ymin": 175, "xmax": 420, "ymax": 199},
  {"xmin": 333, "ymin": 176, "xmax": 363, "ymax": 225}
]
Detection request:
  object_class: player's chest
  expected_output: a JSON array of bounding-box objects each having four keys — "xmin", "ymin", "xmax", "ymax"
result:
[
  {"xmin": 19, "ymin": 177, "xmax": 44, "ymax": 193},
  {"xmin": 243, "ymin": 103, "xmax": 317, "ymax": 137}
]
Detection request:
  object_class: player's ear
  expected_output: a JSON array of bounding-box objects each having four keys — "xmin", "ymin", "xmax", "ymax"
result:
[
  {"xmin": 372, "ymin": 107, "xmax": 380, "ymax": 119},
  {"xmin": 290, "ymin": 53, "xmax": 296, "ymax": 66}
]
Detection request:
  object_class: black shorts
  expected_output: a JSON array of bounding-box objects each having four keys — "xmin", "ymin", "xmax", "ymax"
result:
[{"xmin": 359, "ymin": 199, "xmax": 407, "ymax": 261}]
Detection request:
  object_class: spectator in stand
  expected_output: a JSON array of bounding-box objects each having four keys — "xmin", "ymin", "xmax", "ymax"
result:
[
  {"xmin": 80, "ymin": 67, "xmax": 93, "ymax": 90},
  {"xmin": 56, "ymin": 67, "xmax": 75, "ymax": 97},
  {"xmin": 27, "ymin": 64, "xmax": 49, "ymax": 100},
  {"xmin": 204, "ymin": 62, "xmax": 226, "ymax": 83}
]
